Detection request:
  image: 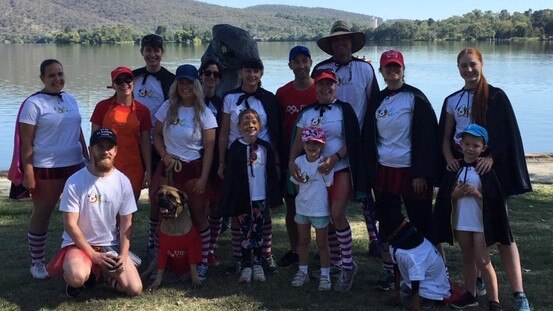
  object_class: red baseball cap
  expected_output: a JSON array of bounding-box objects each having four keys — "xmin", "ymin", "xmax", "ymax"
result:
[
  {"xmin": 380, "ymin": 50, "xmax": 405, "ymax": 68},
  {"xmin": 111, "ymin": 66, "xmax": 134, "ymax": 82},
  {"xmin": 314, "ymin": 71, "xmax": 337, "ymax": 84}
]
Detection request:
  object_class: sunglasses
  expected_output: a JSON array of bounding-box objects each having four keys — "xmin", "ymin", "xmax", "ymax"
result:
[
  {"xmin": 113, "ymin": 77, "xmax": 134, "ymax": 85},
  {"xmin": 202, "ymin": 70, "xmax": 221, "ymax": 79}
]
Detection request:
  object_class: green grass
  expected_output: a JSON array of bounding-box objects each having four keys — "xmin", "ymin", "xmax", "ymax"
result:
[{"xmin": 0, "ymin": 184, "xmax": 551, "ymax": 310}]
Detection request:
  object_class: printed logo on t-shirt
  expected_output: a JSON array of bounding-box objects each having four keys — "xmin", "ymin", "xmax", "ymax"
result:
[
  {"xmin": 376, "ymin": 106, "xmax": 399, "ymax": 118},
  {"xmin": 167, "ymin": 249, "xmax": 187, "ymax": 258},
  {"xmin": 54, "ymin": 106, "xmax": 69, "ymax": 113},
  {"xmin": 455, "ymin": 106, "xmax": 470, "ymax": 117},
  {"xmin": 309, "ymin": 115, "xmax": 326, "ymax": 126},
  {"xmin": 87, "ymin": 192, "xmax": 101, "ymax": 203},
  {"xmin": 137, "ymin": 87, "xmax": 153, "ymax": 98}
]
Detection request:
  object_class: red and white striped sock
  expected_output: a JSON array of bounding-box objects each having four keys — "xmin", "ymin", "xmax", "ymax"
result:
[
  {"xmin": 208, "ymin": 216, "xmax": 222, "ymax": 253},
  {"xmin": 328, "ymin": 230, "xmax": 341, "ymax": 267},
  {"xmin": 262, "ymin": 220, "xmax": 272, "ymax": 258},
  {"xmin": 200, "ymin": 228, "xmax": 210, "ymax": 264},
  {"xmin": 231, "ymin": 226, "xmax": 242, "ymax": 258},
  {"xmin": 336, "ymin": 226, "xmax": 353, "ymax": 270},
  {"xmin": 28, "ymin": 231, "xmax": 47, "ymax": 265}
]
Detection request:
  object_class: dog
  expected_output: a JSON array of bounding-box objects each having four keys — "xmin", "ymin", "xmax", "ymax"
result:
[
  {"xmin": 141, "ymin": 185, "xmax": 202, "ymax": 289},
  {"xmin": 380, "ymin": 210, "xmax": 450, "ymax": 310}
]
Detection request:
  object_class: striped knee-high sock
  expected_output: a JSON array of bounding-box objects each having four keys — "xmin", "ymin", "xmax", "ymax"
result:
[
  {"xmin": 28, "ymin": 232, "xmax": 47, "ymax": 265},
  {"xmin": 231, "ymin": 226, "xmax": 242, "ymax": 258},
  {"xmin": 382, "ymin": 260, "xmax": 394, "ymax": 275},
  {"xmin": 336, "ymin": 226, "xmax": 354, "ymax": 270},
  {"xmin": 208, "ymin": 216, "xmax": 223, "ymax": 253},
  {"xmin": 200, "ymin": 228, "xmax": 210, "ymax": 265},
  {"xmin": 147, "ymin": 218, "xmax": 159, "ymax": 250},
  {"xmin": 328, "ymin": 230, "xmax": 341, "ymax": 267},
  {"xmin": 262, "ymin": 220, "xmax": 272, "ymax": 258}
]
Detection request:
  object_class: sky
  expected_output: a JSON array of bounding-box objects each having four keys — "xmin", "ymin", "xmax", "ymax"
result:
[{"xmin": 198, "ymin": 0, "xmax": 551, "ymax": 21}]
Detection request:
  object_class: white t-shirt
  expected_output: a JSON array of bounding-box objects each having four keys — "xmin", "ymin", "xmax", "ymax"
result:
[
  {"xmin": 155, "ymin": 101, "xmax": 218, "ymax": 162},
  {"xmin": 445, "ymin": 90, "xmax": 474, "ymax": 145},
  {"xmin": 390, "ymin": 238, "xmax": 451, "ymax": 301},
  {"xmin": 314, "ymin": 60, "xmax": 376, "ymax": 126},
  {"xmin": 223, "ymin": 92, "xmax": 270, "ymax": 148},
  {"xmin": 239, "ymin": 139, "xmax": 267, "ymax": 201},
  {"xmin": 291, "ymin": 155, "xmax": 334, "ymax": 217},
  {"xmin": 134, "ymin": 74, "xmax": 165, "ymax": 128},
  {"xmin": 296, "ymin": 103, "xmax": 348, "ymax": 171},
  {"xmin": 454, "ymin": 166, "xmax": 484, "ymax": 232},
  {"xmin": 59, "ymin": 167, "xmax": 137, "ymax": 248},
  {"xmin": 376, "ymin": 91, "xmax": 415, "ymax": 168},
  {"xmin": 19, "ymin": 92, "xmax": 84, "ymax": 168}
]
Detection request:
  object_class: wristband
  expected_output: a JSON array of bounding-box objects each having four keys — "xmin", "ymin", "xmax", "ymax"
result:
[{"xmin": 334, "ymin": 152, "xmax": 342, "ymax": 161}]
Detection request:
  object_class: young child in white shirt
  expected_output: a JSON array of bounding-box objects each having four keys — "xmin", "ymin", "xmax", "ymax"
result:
[{"xmin": 290, "ymin": 126, "xmax": 334, "ymax": 291}]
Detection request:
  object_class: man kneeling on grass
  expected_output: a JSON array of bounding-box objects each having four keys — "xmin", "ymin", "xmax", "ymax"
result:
[{"xmin": 46, "ymin": 128, "xmax": 142, "ymax": 297}]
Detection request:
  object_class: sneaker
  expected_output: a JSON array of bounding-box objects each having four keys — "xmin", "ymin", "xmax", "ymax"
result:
[
  {"xmin": 368, "ymin": 240, "xmax": 380, "ymax": 257},
  {"xmin": 277, "ymin": 250, "xmax": 299, "ymax": 268},
  {"xmin": 489, "ymin": 301, "xmax": 503, "ymax": 311},
  {"xmin": 476, "ymin": 277, "xmax": 487, "ymax": 296},
  {"xmin": 252, "ymin": 264, "xmax": 266, "ymax": 282},
  {"xmin": 333, "ymin": 261, "xmax": 358, "ymax": 292},
  {"xmin": 30, "ymin": 263, "xmax": 49, "ymax": 279},
  {"xmin": 514, "ymin": 293, "xmax": 530, "ymax": 311},
  {"xmin": 238, "ymin": 267, "xmax": 252, "ymax": 283},
  {"xmin": 318, "ymin": 275, "xmax": 332, "ymax": 291},
  {"xmin": 224, "ymin": 257, "xmax": 242, "ymax": 275},
  {"xmin": 450, "ymin": 291, "xmax": 479, "ymax": 309},
  {"xmin": 197, "ymin": 263, "xmax": 208, "ymax": 281},
  {"xmin": 207, "ymin": 253, "xmax": 220, "ymax": 266},
  {"xmin": 65, "ymin": 284, "xmax": 83, "ymax": 298},
  {"xmin": 311, "ymin": 265, "xmax": 341, "ymax": 280},
  {"xmin": 263, "ymin": 255, "xmax": 279, "ymax": 274},
  {"xmin": 291, "ymin": 271, "xmax": 309, "ymax": 287},
  {"xmin": 375, "ymin": 269, "xmax": 394, "ymax": 291}
]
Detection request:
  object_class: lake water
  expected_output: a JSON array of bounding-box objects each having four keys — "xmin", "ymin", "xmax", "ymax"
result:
[{"xmin": 1, "ymin": 41, "xmax": 552, "ymax": 170}]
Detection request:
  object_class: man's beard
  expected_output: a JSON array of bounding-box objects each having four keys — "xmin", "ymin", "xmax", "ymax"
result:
[{"xmin": 93, "ymin": 156, "xmax": 114, "ymax": 173}]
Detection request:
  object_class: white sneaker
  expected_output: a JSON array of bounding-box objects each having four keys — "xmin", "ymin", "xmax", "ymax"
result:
[
  {"xmin": 291, "ymin": 270, "xmax": 309, "ymax": 287},
  {"xmin": 30, "ymin": 263, "xmax": 49, "ymax": 279},
  {"xmin": 318, "ymin": 275, "xmax": 332, "ymax": 291},
  {"xmin": 252, "ymin": 264, "xmax": 266, "ymax": 282},
  {"xmin": 239, "ymin": 267, "xmax": 252, "ymax": 283}
]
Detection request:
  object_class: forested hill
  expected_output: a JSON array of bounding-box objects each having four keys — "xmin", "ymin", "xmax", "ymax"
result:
[
  {"xmin": 1, "ymin": 0, "xmax": 552, "ymax": 43},
  {"xmin": 0, "ymin": 0, "xmax": 380, "ymax": 43}
]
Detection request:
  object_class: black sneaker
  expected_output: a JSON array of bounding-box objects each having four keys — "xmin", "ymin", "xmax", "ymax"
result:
[
  {"xmin": 277, "ymin": 250, "xmax": 299, "ymax": 268},
  {"xmin": 375, "ymin": 270, "xmax": 394, "ymax": 291},
  {"xmin": 65, "ymin": 284, "xmax": 83, "ymax": 298},
  {"xmin": 263, "ymin": 255, "xmax": 279, "ymax": 274},
  {"xmin": 84, "ymin": 274, "xmax": 96, "ymax": 288},
  {"xmin": 489, "ymin": 301, "xmax": 502, "ymax": 311},
  {"xmin": 450, "ymin": 292, "xmax": 479, "ymax": 309}
]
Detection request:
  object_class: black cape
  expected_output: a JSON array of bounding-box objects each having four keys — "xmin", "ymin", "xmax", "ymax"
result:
[
  {"xmin": 361, "ymin": 83, "xmax": 440, "ymax": 188},
  {"xmin": 220, "ymin": 138, "xmax": 282, "ymax": 217},
  {"xmin": 431, "ymin": 167, "xmax": 513, "ymax": 247},
  {"xmin": 438, "ymin": 85, "xmax": 532, "ymax": 196}
]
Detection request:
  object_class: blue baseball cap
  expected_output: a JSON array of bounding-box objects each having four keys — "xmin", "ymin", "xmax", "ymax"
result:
[
  {"xmin": 175, "ymin": 64, "xmax": 198, "ymax": 82},
  {"xmin": 456, "ymin": 123, "xmax": 489, "ymax": 145},
  {"xmin": 90, "ymin": 128, "xmax": 117, "ymax": 146},
  {"xmin": 289, "ymin": 45, "xmax": 311, "ymax": 61}
]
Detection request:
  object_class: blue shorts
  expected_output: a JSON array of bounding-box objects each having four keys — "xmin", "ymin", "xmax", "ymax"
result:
[{"xmin": 294, "ymin": 213, "xmax": 330, "ymax": 229}]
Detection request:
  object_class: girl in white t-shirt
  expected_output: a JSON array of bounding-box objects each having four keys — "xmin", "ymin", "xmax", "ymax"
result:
[
  {"xmin": 153, "ymin": 64, "xmax": 217, "ymax": 282},
  {"xmin": 18, "ymin": 59, "xmax": 87, "ymax": 279},
  {"xmin": 290, "ymin": 126, "xmax": 334, "ymax": 291}
]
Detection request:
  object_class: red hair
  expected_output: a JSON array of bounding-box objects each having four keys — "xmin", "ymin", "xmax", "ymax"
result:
[{"xmin": 457, "ymin": 48, "xmax": 489, "ymax": 125}]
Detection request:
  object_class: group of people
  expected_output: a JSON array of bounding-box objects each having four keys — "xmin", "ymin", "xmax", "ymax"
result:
[{"xmin": 9, "ymin": 20, "xmax": 532, "ymax": 311}]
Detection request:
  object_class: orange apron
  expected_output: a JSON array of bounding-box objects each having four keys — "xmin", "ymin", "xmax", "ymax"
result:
[{"xmin": 102, "ymin": 99, "xmax": 144, "ymax": 191}]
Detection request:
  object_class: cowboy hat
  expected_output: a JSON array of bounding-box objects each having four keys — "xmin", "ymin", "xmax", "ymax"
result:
[{"xmin": 317, "ymin": 20, "xmax": 366, "ymax": 55}]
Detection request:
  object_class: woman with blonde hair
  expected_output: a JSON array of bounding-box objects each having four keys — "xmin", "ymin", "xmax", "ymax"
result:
[{"xmin": 153, "ymin": 64, "xmax": 217, "ymax": 282}]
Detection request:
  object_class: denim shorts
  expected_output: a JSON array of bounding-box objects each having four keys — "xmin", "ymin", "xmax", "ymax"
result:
[{"xmin": 294, "ymin": 213, "xmax": 330, "ymax": 229}]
